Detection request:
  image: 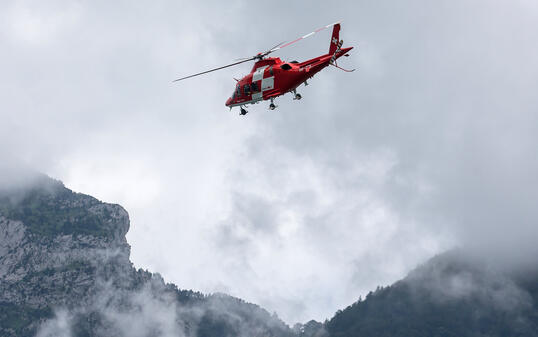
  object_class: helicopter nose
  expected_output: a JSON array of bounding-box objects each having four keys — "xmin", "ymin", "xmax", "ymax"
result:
[{"xmin": 225, "ymin": 97, "xmax": 232, "ymax": 106}]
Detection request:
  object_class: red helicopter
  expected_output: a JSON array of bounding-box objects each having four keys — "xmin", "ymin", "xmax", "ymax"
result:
[{"xmin": 174, "ymin": 22, "xmax": 354, "ymax": 115}]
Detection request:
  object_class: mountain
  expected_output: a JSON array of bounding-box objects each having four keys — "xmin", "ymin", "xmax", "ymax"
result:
[
  {"xmin": 2, "ymin": 172, "xmax": 536, "ymax": 337},
  {"xmin": 0, "ymin": 173, "xmax": 294, "ymax": 337},
  {"xmin": 325, "ymin": 250, "xmax": 538, "ymax": 337}
]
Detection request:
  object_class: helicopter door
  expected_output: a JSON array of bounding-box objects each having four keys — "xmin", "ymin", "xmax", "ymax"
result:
[
  {"xmin": 251, "ymin": 81, "xmax": 263, "ymax": 101},
  {"xmin": 261, "ymin": 76, "xmax": 274, "ymax": 91}
]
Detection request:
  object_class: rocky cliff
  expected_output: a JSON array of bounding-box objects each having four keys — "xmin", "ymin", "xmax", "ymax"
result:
[{"xmin": 0, "ymin": 174, "xmax": 295, "ymax": 337}]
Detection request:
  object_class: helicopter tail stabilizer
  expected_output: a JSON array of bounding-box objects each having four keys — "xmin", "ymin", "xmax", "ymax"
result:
[{"xmin": 329, "ymin": 23, "xmax": 341, "ymax": 55}]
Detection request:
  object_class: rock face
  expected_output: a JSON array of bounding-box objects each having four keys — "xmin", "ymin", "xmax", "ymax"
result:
[{"xmin": 0, "ymin": 174, "xmax": 294, "ymax": 337}]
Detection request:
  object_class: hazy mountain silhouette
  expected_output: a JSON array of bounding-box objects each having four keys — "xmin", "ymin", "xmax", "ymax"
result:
[{"xmin": 326, "ymin": 250, "xmax": 538, "ymax": 337}]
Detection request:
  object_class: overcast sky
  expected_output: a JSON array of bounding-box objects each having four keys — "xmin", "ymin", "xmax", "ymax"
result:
[{"xmin": 2, "ymin": 0, "xmax": 538, "ymax": 324}]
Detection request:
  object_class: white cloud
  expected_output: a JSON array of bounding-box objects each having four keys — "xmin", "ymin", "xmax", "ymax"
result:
[
  {"xmin": 36, "ymin": 310, "xmax": 72, "ymax": 337},
  {"xmin": 2, "ymin": 1, "xmax": 82, "ymax": 45}
]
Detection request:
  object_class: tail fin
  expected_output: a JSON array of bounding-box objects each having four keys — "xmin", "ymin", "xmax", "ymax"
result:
[{"xmin": 329, "ymin": 23, "xmax": 341, "ymax": 55}]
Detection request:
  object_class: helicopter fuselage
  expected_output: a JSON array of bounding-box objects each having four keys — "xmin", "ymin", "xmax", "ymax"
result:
[{"xmin": 225, "ymin": 47, "xmax": 352, "ymax": 108}]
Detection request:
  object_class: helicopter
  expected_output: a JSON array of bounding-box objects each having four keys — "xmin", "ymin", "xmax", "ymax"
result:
[{"xmin": 173, "ymin": 22, "xmax": 354, "ymax": 115}]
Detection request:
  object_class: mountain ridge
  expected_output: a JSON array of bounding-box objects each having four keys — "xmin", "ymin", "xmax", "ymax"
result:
[
  {"xmin": 1, "ymin": 172, "xmax": 537, "ymax": 336},
  {"xmin": 326, "ymin": 249, "xmax": 538, "ymax": 336}
]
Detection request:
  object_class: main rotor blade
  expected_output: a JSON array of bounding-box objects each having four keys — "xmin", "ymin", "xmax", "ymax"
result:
[
  {"xmin": 268, "ymin": 41, "xmax": 286, "ymax": 51},
  {"xmin": 233, "ymin": 57, "xmax": 255, "ymax": 61},
  {"xmin": 173, "ymin": 57, "xmax": 255, "ymax": 82},
  {"xmin": 269, "ymin": 21, "xmax": 341, "ymax": 53}
]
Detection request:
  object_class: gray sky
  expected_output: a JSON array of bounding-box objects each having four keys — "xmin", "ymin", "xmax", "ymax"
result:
[{"xmin": 2, "ymin": 0, "xmax": 538, "ymax": 324}]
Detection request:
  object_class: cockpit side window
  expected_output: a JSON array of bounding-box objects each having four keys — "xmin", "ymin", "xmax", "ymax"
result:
[
  {"xmin": 243, "ymin": 84, "xmax": 250, "ymax": 96},
  {"xmin": 268, "ymin": 66, "xmax": 273, "ymax": 76}
]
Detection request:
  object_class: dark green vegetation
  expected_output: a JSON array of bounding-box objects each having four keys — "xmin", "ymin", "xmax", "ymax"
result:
[
  {"xmin": 326, "ymin": 252, "xmax": 538, "ymax": 337},
  {"xmin": 0, "ymin": 176, "xmax": 117, "ymax": 238},
  {"xmin": 0, "ymin": 303, "xmax": 53, "ymax": 335}
]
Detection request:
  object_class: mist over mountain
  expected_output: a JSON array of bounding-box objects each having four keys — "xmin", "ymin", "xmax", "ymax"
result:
[{"xmin": 0, "ymin": 172, "xmax": 294, "ymax": 337}]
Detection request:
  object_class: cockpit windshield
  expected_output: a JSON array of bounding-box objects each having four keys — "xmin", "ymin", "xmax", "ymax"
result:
[{"xmin": 233, "ymin": 84, "xmax": 240, "ymax": 99}]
